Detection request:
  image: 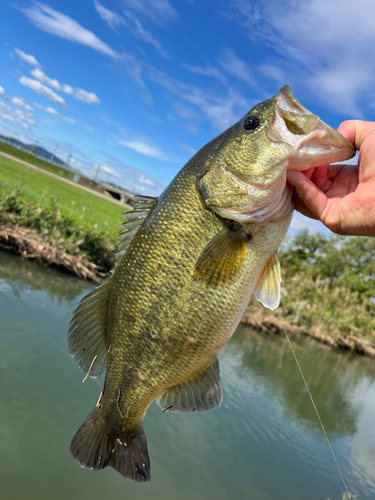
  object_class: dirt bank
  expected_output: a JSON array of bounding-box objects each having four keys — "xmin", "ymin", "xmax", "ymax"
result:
[
  {"xmin": 241, "ymin": 306, "xmax": 375, "ymax": 359},
  {"xmin": 0, "ymin": 223, "xmax": 105, "ymax": 284}
]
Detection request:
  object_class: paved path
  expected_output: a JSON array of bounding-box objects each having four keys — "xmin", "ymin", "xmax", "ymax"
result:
[{"xmin": 0, "ymin": 150, "xmax": 132, "ymax": 209}]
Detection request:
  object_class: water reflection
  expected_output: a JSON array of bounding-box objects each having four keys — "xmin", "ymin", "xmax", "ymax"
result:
[
  {"xmin": 0, "ymin": 250, "xmax": 93, "ymax": 304},
  {"xmin": 1, "ymin": 251, "xmax": 375, "ymax": 500},
  {"xmin": 231, "ymin": 326, "xmax": 375, "ymax": 439}
]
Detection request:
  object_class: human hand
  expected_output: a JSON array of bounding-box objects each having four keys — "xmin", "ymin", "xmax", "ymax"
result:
[{"xmin": 287, "ymin": 120, "xmax": 375, "ymax": 237}]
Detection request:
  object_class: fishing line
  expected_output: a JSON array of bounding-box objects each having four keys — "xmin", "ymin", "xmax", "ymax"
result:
[
  {"xmin": 82, "ymin": 354, "xmax": 98, "ymax": 383},
  {"xmin": 283, "ymin": 328, "xmax": 351, "ymax": 499}
]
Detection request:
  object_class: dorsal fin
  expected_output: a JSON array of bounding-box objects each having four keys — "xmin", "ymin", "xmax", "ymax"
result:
[
  {"xmin": 115, "ymin": 195, "xmax": 158, "ymax": 267},
  {"xmin": 68, "ymin": 195, "xmax": 158, "ymax": 377}
]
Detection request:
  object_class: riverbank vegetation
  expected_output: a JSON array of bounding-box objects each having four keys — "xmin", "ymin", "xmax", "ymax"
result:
[
  {"xmin": 245, "ymin": 230, "xmax": 375, "ymax": 351},
  {"xmin": 0, "ymin": 155, "xmax": 123, "ymax": 270}
]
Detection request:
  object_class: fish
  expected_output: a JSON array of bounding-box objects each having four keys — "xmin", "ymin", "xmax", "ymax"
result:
[{"xmin": 68, "ymin": 86, "xmax": 355, "ymax": 482}]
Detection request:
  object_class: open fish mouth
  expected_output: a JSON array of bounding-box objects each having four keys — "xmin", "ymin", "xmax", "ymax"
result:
[
  {"xmin": 198, "ymin": 85, "xmax": 356, "ymax": 224},
  {"xmin": 268, "ymin": 85, "xmax": 355, "ymax": 171}
]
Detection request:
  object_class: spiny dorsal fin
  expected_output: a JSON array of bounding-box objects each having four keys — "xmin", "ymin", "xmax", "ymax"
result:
[
  {"xmin": 68, "ymin": 276, "xmax": 113, "ymax": 377},
  {"xmin": 156, "ymin": 358, "xmax": 222, "ymax": 413},
  {"xmin": 254, "ymin": 251, "xmax": 281, "ymax": 310},
  {"xmin": 194, "ymin": 226, "xmax": 249, "ymax": 286},
  {"xmin": 68, "ymin": 195, "xmax": 158, "ymax": 377},
  {"xmin": 115, "ymin": 195, "xmax": 158, "ymax": 267}
]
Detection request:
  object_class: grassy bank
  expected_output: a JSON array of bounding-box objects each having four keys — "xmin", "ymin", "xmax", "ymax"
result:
[
  {"xmin": 0, "ymin": 155, "xmax": 124, "ymax": 269},
  {"xmin": 0, "ymin": 140, "xmax": 72, "ymax": 179}
]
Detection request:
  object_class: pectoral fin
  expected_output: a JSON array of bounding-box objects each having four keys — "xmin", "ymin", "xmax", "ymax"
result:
[
  {"xmin": 156, "ymin": 358, "xmax": 222, "ymax": 413},
  {"xmin": 254, "ymin": 251, "xmax": 281, "ymax": 310},
  {"xmin": 194, "ymin": 226, "xmax": 248, "ymax": 286}
]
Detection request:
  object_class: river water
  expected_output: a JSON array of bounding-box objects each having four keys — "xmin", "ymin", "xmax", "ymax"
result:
[{"xmin": 1, "ymin": 250, "xmax": 375, "ymax": 500}]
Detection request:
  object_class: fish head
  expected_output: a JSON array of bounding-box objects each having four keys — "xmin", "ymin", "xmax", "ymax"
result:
[{"xmin": 198, "ymin": 85, "xmax": 355, "ymax": 222}]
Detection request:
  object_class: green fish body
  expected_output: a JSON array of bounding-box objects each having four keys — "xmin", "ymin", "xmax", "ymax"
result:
[{"xmin": 68, "ymin": 86, "xmax": 355, "ymax": 481}]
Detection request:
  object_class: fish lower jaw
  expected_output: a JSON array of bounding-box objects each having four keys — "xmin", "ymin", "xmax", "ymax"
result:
[
  {"xmin": 216, "ymin": 184, "xmax": 293, "ymax": 223},
  {"xmin": 268, "ymin": 91, "xmax": 355, "ymax": 170}
]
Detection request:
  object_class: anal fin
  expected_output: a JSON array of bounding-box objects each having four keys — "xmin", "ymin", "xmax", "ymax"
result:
[{"xmin": 156, "ymin": 358, "xmax": 222, "ymax": 413}]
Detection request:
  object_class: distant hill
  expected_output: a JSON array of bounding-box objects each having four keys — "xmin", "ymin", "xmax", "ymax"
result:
[{"xmin": 0, "ymin": 135, "xmax": 66, "ymax": 167}]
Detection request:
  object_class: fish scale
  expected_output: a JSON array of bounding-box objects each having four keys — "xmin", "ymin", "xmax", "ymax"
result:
[{"xmin": 68, "ymin": 85, "xmax": 355, "ymax": 482}]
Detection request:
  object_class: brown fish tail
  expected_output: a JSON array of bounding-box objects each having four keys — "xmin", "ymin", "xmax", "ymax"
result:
[{"xmin": 70, "ymin": 407, "xmax": 150, "ymax": 482}]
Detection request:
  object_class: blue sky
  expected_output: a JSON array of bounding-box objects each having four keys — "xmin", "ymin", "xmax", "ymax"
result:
[{"xmin": 0, "ymin": 0, "xmax": 373, "ymax": 231}]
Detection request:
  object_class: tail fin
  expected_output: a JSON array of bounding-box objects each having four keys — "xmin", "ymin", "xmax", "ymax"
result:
[{"xmin": 70, "ymin": 407, "xmax": 150, "ymax": 482}]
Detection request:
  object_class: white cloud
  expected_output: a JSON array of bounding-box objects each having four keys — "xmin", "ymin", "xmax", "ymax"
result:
[
  {"xmin": 11, "ymin": 96, "xmax": 33, "ymax": 111},
  {"xmin": 0, "ymin": 86, "xmax": 9, "ymax": 100},
  {"xmin": 176, "ymin": 142, "xmax": 197, "ymax": 156},
  {"xmin": 73, "ymin": 88, "xmax": 101, "ymax": 105},
  {"xmin": 33, "ymin": 102, "xmax": 76, "ymax": 123},
  {"xmin": 139, "ymin": 174, "xmax": 155, "ymax": 187},
  {"xmin": 257, "ymin": 64, "xmax": 286, "ymax": 83},
  {"xmin": 0, "ymin": 101, "xmax": 35, "ymax": 130},
  {"xmin": 228, "ymin": 0, "xmax": 375, "ymax": 117},
  {"xmin": 118, "ymin": 139, "xmax": 168, "ymax": 160},
  {"xmin": 94, "ymin": 0, "xmax": 124, "ymax": 31},
  {"xmin": 101, "ymin": 166, "xmax": 113, "ymax": 174},
  {"xmin": 33, "ymin": 102, "xmax": 60, "ymax": 117},
  {"xmin": 148, "ymin": 65, "xmax": 252, "ymax": 131},
  {"xmin": 219, "ymin": 48, "xmax": 256, "ymax": 86},
  {"xmin": 182, "ymin": 63, "xmax": 227, "ymax": 85},
  {"xmin": 19, "ymin": 76, "xmax": 67, "ymax": 108},
  {"xmin": 122, "ymin": 0, "xmax": 178, "ymax": 23},
  {"xmin": 14, "ymin": 48, "xmax": 40, "ymax": 67},
  {"xmin": 30, "ymin": 68, "xmax": 100, "ymax": 105},
  {"xmin": 173, "ymin": 102, "xmax": 197, "ymax": 121},
  {"xmin": 100, "ymin": 165, "xmax": 120, "ymax": 178},
  {"xmin": 94, "ymin": 2, "xmax": 171, "ymax": 59},
  {"xmin": 123, "ymin": 10, "xmax": 171, "ymax": 59},
  {"xmin": 30, "ymin": 68, "xmax": 70, "ymax": 93},
  {"xmin": 21, "ymin": 3, "xmax": 119, "ymax": 58},
  {"xmin": 94, "ymin": 149, "xmax": 166, "ymax": 194}
]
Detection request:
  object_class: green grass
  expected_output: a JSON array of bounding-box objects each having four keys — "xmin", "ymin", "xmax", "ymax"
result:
[
  {"xmin": 0, "ymin": 140, "xmax": 73, "ymax": 179},
  {"xmin": 0, "ymin": 155, "xmax": 126, "ymax": 268},
  {"xmin": 0, "ymin": 156, "xmax": 123, "ymax": 231}
]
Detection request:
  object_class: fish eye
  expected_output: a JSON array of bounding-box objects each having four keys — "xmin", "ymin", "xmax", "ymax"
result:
[{"xmin": 243, "ymin": 115, "xmax": 261, "ymax": 131}]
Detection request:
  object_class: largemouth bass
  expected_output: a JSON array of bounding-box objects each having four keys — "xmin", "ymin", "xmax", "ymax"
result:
[{"xmin": 68, "ymin": 86, "xmax": 354, "ymax": 481}]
